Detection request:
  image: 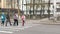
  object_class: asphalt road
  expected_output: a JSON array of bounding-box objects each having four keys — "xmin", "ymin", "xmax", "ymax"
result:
[
  {"xmin": 0, "ymin": 23, "xmax": 39, "ymax": 34},
  {"xmin": 0, "ymin": 23, "xmax": 60, "ymax": 34},
  {"xmin": 13, "ymin": 24, "xmax": 60, "ymax": 34}
]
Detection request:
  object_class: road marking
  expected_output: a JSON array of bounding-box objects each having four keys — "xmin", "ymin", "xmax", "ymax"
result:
[
  {"xmin": 0, "ymin": 31, "xmax": 13, "ymax": 34},
  {"xmin": 0, "ymin": 26, "xmax": 12, "ymax": 29},
  {"xmin": 12, "ymin": 24, "xmax": 39, "ymax": 30},
  {"xmin": 0, "ymin": 24, "xmax": 40, "ymax": 31},
  {"xmin": 0, "ymin": 24, "xmax": 40, "ymax": 34}
]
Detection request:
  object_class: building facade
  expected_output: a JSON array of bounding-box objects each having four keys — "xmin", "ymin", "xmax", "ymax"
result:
[
  {"xmin": 0, "ymin": 0, "xmax": 18, "ymax": 9},
  {"xmin": 0, "ymin": 0, "xmax": 20, "ymax": 18},
  {"xmin": 21, "ymin": 0, "xmax": 60, "ymax": 14},
  {"xmin": 0, "ymin": 0, "xmax": 60, "ymax": 19},
  {"xmin": 0, "ymin": 0, "xmax": 19, "ymax": 14}
]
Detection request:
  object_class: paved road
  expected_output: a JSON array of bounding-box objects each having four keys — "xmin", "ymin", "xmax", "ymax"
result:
[
  {"xmin": 0, "ymin": 18, "xmax": 60, "ymax": 34},
  {"xmin": 0, "ymin": 23, "xmax": 39, "ymax": 34},
  {"xmin": 13, "ymin": 24, "xmax": 60, "ymax": 34},
  {"xmin": 0, "ymin": 23, "xmax": 60, "ymax": 34}
]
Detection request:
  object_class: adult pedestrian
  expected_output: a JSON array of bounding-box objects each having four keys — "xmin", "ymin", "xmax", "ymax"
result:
[
  {"xmin": 1, "ymin": 12, "xmax": 6, "ymax": 26},
  {"xmin": 13, "ymin": 13, "xmax": 18, "ymax": 26},
  {"xmin": 5, "ymin": 13, "xmax": 12, "ymax": 26}
]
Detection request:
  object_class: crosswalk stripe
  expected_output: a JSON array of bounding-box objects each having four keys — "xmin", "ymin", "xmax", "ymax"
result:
[
  {"xmin": 0, "ymin": 24, "xmax": 39, "ymax": 33},
  {"xmin": 0, "ymin": 31, "xmax": 13, "ymax": 34}
]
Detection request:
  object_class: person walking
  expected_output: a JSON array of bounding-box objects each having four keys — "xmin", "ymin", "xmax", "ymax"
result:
[
  {"xmin": 1, "ymin": 12, "xmax": 6, "ymax": 26},
  {"xmin": 13, "ymin": 13, "xmax": 18, "ymax": 26},
  {"xmin": 21, "ymin": 15, "xmax": 26, "ymax": 26},
  {"xmin": 5, "ymin": 13, "xmax": 12, "ymax": 26}
]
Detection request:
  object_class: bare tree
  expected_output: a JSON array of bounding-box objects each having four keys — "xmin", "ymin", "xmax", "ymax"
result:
[
  {"xmin": 17, "ymin": 0, "xmax": 20, "ymax": 18},
  {"xmin": 48, "ymin": 0, "xmax": 50, "ymax": 19},
  {"xmin": 40, "ymin": 0, "xmax": 42, "ymax": 18},
  {"xmin": 42, "ymin": 1, "xmax": 45, "ymax": 16},
  {"xmin": 33, "ymin": 0, "xmax": 35, "ymax": 16},
  {"xmin": 36, "ymin": 0, "xmax": 40, "ymax": 18}
]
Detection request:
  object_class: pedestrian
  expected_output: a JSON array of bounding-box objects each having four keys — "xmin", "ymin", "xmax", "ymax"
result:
[
  {"xmin": 5, "ymin": 13, "xmax": 12, "ymax": 26},
  {"xmin": 21, "ymin": 15, "xmax": 26, "ymax": 26},
  {"xmin": 1, "ymin": 12, "xmax": 6, "ymax": 26},
  {"xmin": 13, "ymin": 13, "xmax": 18, "ymax": 26}
]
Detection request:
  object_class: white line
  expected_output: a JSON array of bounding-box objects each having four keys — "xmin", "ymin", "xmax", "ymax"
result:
[
  {"xmin": 2, "ymin": 29, "xmax": 19, "ymax": 31},
  {"xmin": 1, "ymin": 27, "xmax": 12, "ymax": 29},
  {"xmin": 10, "ymin": 24, "xmax": 38, "ymax": 29},
  {"xmin": 23, "ymin": 26, "xmax": 32, "ymax": 28},
  {"xmin": 0, "ymin": 31, "xmax": 13, "ymax": 34},
  {"xmin": 12, "ymin": 27, "xmax": 24, "ymax": 30}
]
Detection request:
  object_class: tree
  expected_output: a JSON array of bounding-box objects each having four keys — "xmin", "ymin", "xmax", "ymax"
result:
[
  {"xmin": 33, "ymin": 0, "xmax": 35, "ymax": 16},
  {"xmin": 48, "ymin": 0, "xmax": 50, "ymax": 19},
  {"xmin": 17, "ymin": 0, "xmax": 20, "ymax": 18},
  {"xmin": 42, "ymin": 1, "xmax": 45, "ymax": 16},
  {"xmin": 36, "ymin": 0, "xmax": 40, "ymax": 18},
  {"xmin": 40, "ymin": 0, "xmax": 42, "ymax": 18}
]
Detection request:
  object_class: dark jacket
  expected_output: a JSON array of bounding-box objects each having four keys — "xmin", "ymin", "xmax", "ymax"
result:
[{"xmin": 6, "ymin": 14, "xmax": 10, "ymax": 20}]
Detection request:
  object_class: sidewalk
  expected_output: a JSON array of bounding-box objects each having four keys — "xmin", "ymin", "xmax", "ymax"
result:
[
  {"xmin": 0, "ymin": 18, "xmax": 60, "ymax": 25},
  {"xmin": 26, "ymin": 18, "xmax": 60, "ymax": 25}
]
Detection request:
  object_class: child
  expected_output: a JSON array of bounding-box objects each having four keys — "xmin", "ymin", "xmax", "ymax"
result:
[
  {"xmin": 1, "ymin": 13, "xmax": 6, "ymax": 26},
  {"xmin": 21, "ymin": 15, "xmax": 26, "ymax": 26}
]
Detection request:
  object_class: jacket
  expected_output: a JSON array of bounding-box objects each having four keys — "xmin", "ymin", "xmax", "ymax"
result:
[{"xmin": 1, "ymin": 14, "xmax": 6, "ymax": 21}]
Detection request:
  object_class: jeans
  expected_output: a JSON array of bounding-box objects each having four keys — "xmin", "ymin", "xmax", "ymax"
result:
[{"xmin": 13, "ymin": 19, "xmax": 18, "ymax": 26}]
